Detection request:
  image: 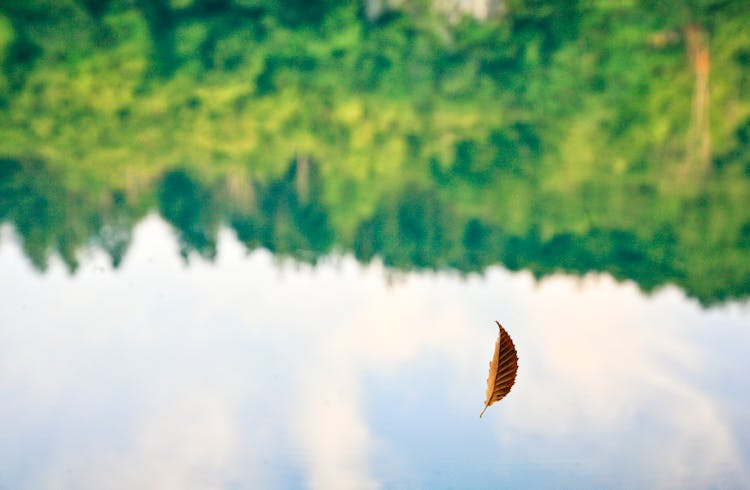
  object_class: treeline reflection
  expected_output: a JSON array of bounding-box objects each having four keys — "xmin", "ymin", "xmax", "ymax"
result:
[
  {"xmin": 1, "ymin": 157, "xmax": 748, "ymax": 306},
  {"xmin": 1, "ymin": 0, "xmax": 750, "ymax": 306}
]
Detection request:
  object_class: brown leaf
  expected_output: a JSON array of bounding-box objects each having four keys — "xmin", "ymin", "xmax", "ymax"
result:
[{"xmin": 480, "ymin": 321, "xmax": 518, "ymax": 418}]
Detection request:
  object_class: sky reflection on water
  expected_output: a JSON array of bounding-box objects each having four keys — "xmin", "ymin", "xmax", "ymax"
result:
[{"xmin": 1, "ymin": 216, "xmax": 748, "ymax": 489}]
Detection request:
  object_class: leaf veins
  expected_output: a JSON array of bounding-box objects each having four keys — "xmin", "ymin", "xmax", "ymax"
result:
[{"xmin": 480, "ymin": 321, "xmax": 518, "ymax": 418}]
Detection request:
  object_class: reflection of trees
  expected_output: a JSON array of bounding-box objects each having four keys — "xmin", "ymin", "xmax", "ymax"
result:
[
  {"xmin": 231, "ymin": 158, "xmax": 334, "ymax": 262},
  {"xmin": 1, "ymin": 1, "xmax": 749, "ymax": 303},
  {"xmin": 0, "ymin": 158, "xmax": 67, "ymax": 270},
  {"xmin": 1, "ymin": 157, "xmax": 749, "ymax": 305},
  {"xmin": 157, "ymin": 170, "xmax": 220, "ymax": 260},
  {"xmin": 93, "ymin": 191, "xmax": 134, "ymax": 268},
  {"xmin": 685, "ymin": 24, "xmax": 711, "ymax": 171},
  {"xmin": 354, "ymin": 188, "xmax": 455, "ymax": 269},
  {"xmin": 351, "ymin": 190, "xmax": 680, "ymax": 289},
  {"xmin": 0, "ymin": 158, "xmax": 140, "ymax": 271}
]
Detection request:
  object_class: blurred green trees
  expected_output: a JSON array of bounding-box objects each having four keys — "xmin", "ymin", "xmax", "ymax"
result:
[{"xmin": 0, "ymin": 0, "xmax": 749, "ymax": 305}]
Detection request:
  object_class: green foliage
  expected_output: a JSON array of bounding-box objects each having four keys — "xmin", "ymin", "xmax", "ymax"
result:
[{"xmin": 0, "ymin": 0, "xmax": 749, "ymax": 305}]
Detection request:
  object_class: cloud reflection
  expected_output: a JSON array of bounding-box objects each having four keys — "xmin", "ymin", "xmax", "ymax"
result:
[
  {"xmin": 0, "ymin": 216, "xmax": 747, "ymax": 489},
  {"xmin": 500, "ymin": 276, "xmax": 749, "ymax": 488}
]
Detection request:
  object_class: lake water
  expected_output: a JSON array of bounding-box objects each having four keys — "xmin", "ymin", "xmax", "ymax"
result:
[
  {"xmin": 1, "ymin": 217, "xmax": 748, "ymax": 489},
  {"xmin": 2, "ymin": 1, "xmax": 750, "ymax": 488}
]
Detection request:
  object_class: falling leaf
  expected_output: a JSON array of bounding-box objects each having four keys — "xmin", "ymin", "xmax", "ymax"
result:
[{"xmin": 480, "ymin": 321, "xmax": 518, "ymax": 418}]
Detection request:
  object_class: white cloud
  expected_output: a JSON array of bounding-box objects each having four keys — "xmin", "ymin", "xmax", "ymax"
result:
[{"xmin": 0, "ymin": 217, "xmax": 747, "ymax": 489}]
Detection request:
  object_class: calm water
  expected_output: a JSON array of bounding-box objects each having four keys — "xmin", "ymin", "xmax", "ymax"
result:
[
  {"xmin": 2, "ymin": 1, "xmax": 750, "ymax": 488},
  {"xmin": 1, "ymin": 217, "xmax": 748, "ymax": 489}
]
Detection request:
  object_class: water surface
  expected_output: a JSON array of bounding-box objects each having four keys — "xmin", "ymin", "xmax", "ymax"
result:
[
  {"xmin": 1, "ymin": 1, "xmax": 749, "ymax": 488},
  {"xmin": 1, "ymin": 218, "xmax": 748, "ymax": 489}
]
